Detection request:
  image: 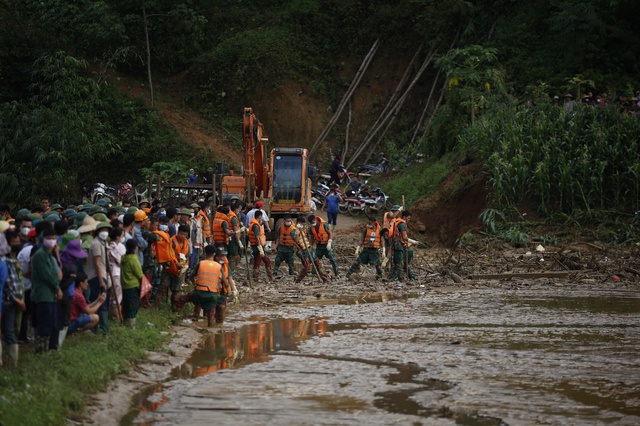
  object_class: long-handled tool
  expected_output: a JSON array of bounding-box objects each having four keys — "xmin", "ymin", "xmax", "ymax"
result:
[{"xmin": 243, "ymin": 229, "xmax": 253, "ymax": 288}]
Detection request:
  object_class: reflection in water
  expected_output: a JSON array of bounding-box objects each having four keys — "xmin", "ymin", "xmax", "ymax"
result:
[
  {"xmin": 122, "ymin": 317, "xmax": 328, "ymax": 425},
  {"xmin": 173, "ymin": 317, "xmax": 328, "ymax": 379}
]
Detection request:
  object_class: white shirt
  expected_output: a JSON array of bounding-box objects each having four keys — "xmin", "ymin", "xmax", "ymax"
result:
[
  {"xmin": 17, "ymin": 244, "xmax": 33, "ymax": 291},
  {"xmin": 246, "ymin": 208, "xmax": 270, "ymax": 229}
]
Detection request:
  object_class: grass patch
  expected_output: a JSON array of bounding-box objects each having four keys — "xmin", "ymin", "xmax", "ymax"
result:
[
  {"xmin": 0, "ymin": 308, "xmax": 177, "ymax": 426},
  {"xmin": 381, "ymin": 154, "xmax": 454, "ymax": 208}
]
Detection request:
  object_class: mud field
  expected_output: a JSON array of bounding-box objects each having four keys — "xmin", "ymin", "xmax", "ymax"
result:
[{"xmin": 87, "ymin": 213, "xmax": 640, "ymax": 425}]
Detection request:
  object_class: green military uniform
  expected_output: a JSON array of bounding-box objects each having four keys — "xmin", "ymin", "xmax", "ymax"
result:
[
  {"xmin": 389, "ymin": 220, "xmax": 415, "ymax": 281},
  {"xmin": 346, "ymin": 224, "xmax": 383, "ymax": 279},
  {"xmin": 310, "ymin": 221, "xmax": 339, "ymax": 277}
]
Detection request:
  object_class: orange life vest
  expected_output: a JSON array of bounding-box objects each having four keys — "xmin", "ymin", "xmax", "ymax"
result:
[
  {"xmin": 171, "ymin": 235, "xmax": 189, "ymax": 258},
  {"xmin": 363, "ymin": 223, "xmax": 381, "ymax": 249},
  {"xmin": 249, "ymin": 218, "xmax": 266, "ymax": 246},
  {"xmin": 279, "ymin": 223, "xmax": 296, "ymax": 247},
  {"xmin": 212, "ymin": 212, "xmax": 229, "ymax": 244},
  {"xmin": 393, "ymin": 218, "xmax": 408, "ymax": 244},
  {"xmin": 228, "ymin": 211, "xmax": 239, "ymax": 230},
  {"xmin": 195, "ymin": 260, "xmax": 223, "ymax": 293},
  {"xmin": 296, "ymin": 227, "xmax": 311, "ymax": 250},
  {"xmin": 153, "ymin": 230, "xmax": 179, "ymax": 276},
  {"xmin": 383, "ymin": 212, "xmax": 396, "ymax": 237},
  {"xmin": 198, "ymin": 210, "xmax": 211, "ymax": 239},
  {"xmin": 310, "ymin": 217, "xmax": 330, "ymax": 244}
]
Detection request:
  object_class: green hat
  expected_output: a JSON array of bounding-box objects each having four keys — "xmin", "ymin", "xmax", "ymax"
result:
[
  {"xmin": 16, "ymin": 208, "xmax": 30, "ymax": 219},
  {"xmin": 64, "ymin": 208, "xmax": 77, "ymax": 218},
  {"xmin": 81, "ymin": 204, "xmax": 93, "ymax": 213},
  {"xmin": 95, "ymin": 221, "xmax": 112, "ymax": 231},
  {"xmin": 180, "ymin": 208, "xmax": 192, "ymax": 216},
  {"xmin": 60, "ymin": 232, "xmax": 77, "ymax": 251},
  {"xmin": 391, "ymin": 205, "xmax": 401, "ymax": 211},
  {"xmin": 215, "ymin": 246, "xmax": 228, "ymax": 256},
  {"xmin": 115, "ymin": 206, "xmax": 126, "ymax": 214},
  {"xmin": 127, "ymin": 206, "xmax": 139, "ymax": 214},
  {"xmin": 190, "ymin": 203, "xmax": 200, "ymax": 209},
  {"xmin": 45, "ymin": 213, "xmax": 61, "ymax": 222},
  {"xmin": 75, "ymin": 212, "xmax": 88, "ymax": 228},
  {"xmin": 96, "ymin": 199, "xmax": 109, "ymax": 207},
  {"xmin": 138, "ymin": 198, "xmax": 150, "ymax": 207},
  {"xmin": 51, "ymin": 203, "xmax": 64, "ymax": 211},
  {"xmin": 67, "ymin": 205, "xmax": 77, "ymax": 211},
  {"xmin": 93, "ymin": 213, "xmax": 108, "ymax": 223},
  {"xmin": 42, "ymin": 211, "xmax": 53, "ymax": 219},
  {"xmin": 29, "ymin": 213, "xmax": 42, "ymax": 221}
]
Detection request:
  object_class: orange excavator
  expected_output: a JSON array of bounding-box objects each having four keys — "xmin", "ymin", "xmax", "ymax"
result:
[{"xmin": 222, "ymin": 107, "xmax": 314, "ymax": 233}]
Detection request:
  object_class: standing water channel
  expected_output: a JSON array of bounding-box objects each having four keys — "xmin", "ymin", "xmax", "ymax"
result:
[{"xmin": 122, "ymin": 287, "xmax": 640, "ymax": 425}]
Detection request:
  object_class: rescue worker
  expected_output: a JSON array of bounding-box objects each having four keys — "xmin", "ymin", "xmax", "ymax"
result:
[
  {"xmin": 294, "ymin": 217, "xmax": 329, "ymax": 283},
  {"xmin": 212, "ymin": 206, "xmax": 233, "ymax": 251},
  {"xmin": 346, "ymin": 216, "xmax": 383, "ymax": 279},
  {"xmin": 171, "ymin": 225, "xmax": 191, "ymax": 287},
  {"xmin": 153, "ymin": 216, "xmax": 180, "ymax": 306},
  {"xmin": 172, "ymin": 245, "xmax": 228, "ymax": 327},
  {"xmin": 197, "ymin": 201, "xmax": 212, "ymax": 246},
  {"xmin": 249, "ymin": 210, "xmax": 273, "ymax": 281},
  {"xmin": 382, "ymin": 204, "xmax": 402, "ymax": 269},
  {"xmin": 307, "ymin": 214, "xmax": 339, "ymax": 277},
  {"xmin": 213, "ymin": 246, "xmax": 238, "ymax": 322},
  {"xmin": 272, "ymin": 215, "xmax": 297, "ymax": 276},
  {"xmin": 389, "ymin": 210, "xmax": 415, "ymax": 281},
  {"xmin": 227, "ymin": 201, "xmax": 245, "ymax": 271}
]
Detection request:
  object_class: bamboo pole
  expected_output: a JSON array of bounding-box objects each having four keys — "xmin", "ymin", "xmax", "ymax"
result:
[
  {"xmin": 309, "ymin": 39, "xmax": 380, "ymax": 158},
  {"xmin": 347, "ymin": 48, "xmax": 436, "ymax": 169},
  {"xmin": 341, "ymin": 101, "xmax": 352, "ymax": 164}
]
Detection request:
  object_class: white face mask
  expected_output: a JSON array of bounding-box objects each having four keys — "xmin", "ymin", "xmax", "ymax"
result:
[
  {"xmin": 43, "ymin": 239, "xmax": 56, "ymax": 249},
  {"xmin": 159, "ymin": 224, "xmax": 169, "ymax": 231},
  {"xmin": 21, "ymin": 227, "xmax": 31, "ymax": 236},
  {"xmin": 98, "ymin": 231, "xmax": 109, "ymax": 241},
  {"xmin": 285, "ymin": 221, "xmax": 292, "ymax": 227},
  {"xmin": 297, "ymin": 224, "xmax": 304, "ymax": 229},
  {"xmin": 310, "ymin": 223, "xmax": 317, "ymax": 227}
]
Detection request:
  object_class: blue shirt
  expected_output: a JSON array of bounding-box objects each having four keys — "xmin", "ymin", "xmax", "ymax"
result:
[
  {"xmin": 133, "ymin": 224, "xmax": 148, "ymax": 266},
  {"xmin": 325, "ymin": 195, "xmax": 340, "ymax": 213}
]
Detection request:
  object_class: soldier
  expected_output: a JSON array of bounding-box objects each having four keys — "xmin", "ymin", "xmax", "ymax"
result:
[
  {"xmin": 294, "ymin": 217, "xmax": 329, "ymax": 283},
  {"xmin": 307, "ymin": 214, "xmax": 339, "ymax": 277},
  {"xmin": 227, "ymin": 201, "xmax": 245, "ymax": 270},
  {"xmin": 346, "ymin": 216, "xmax": 383, "ymax": 279},
  {"xmin": 273, "ymin": 215, "xmax": 297, "ymax": 276},
  {"xmin": 249, "ymin": 210, "xmax": 273, "ymax": 281},
  {"xmin": 172, "ymin": 245, "xmax": 228, "ymax": 327},
  {"xmin": 389, "ymin": 210, "xmax": 415, "ymax": 281}
]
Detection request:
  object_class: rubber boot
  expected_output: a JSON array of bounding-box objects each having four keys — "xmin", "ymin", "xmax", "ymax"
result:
[
  {"xmin": 6, "ymin": 344, "xmax": 18, "ymax": 367},
  {"xmin": 214, "ymin": 303, "xmax": 226, "ymax": 324},
  {"xmin": 266, "ymin": 267, "xmax": 274, "ymax": 282},
  {"xmin": 205, "ymin": 309, "xmax": 215, "ymax": 327},
  {"xmin": 124, "ymin": 318, "xmax": 136, "ymax": 329},
  {"xmin": 58, "ymin": 326, "xmax": 68, "ymax": 348},
  {"xmin": 98, "ymin": 310, "xmax": 110, "ymax": 335},
  {"xmin": 192, "ymin": 305, "xmax": 202, "ymax": 322},
  {"xmin": 376, "ymin": 267, "xmax": 383, "ymax": 279},
  {"xmin": 288, "ymin": 264, "xmax": 295, "ymax": 276}
]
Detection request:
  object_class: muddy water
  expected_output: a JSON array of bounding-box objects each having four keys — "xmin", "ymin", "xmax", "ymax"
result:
[{"xmin": 122, "ymin": 288, "xmax": 640, "ymax": 425}]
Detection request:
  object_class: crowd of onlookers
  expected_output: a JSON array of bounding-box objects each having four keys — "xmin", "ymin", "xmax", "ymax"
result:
[
  {"xmin": 0, "ymin": 195, "xmax": 263, "ymax": 366},
  {"xmin": 555, "ymin": 90, "xmax": 640, "ymax": 113}
]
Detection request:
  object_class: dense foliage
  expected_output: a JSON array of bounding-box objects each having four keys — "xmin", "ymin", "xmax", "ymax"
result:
[
  {"xmin": 1, "ymin": 0, "xmax": 639, "ymax": 214},
  {"xmin": 461, "ymin": 104, "xmax": 640, "ymax": 214}
]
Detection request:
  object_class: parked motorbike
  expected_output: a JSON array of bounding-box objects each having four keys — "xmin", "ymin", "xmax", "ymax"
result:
[
  {"xmin": 357, "ymin": 156, "xmax": 390, "ymax": 176},
  {"xmin": 86, "ymin": 183, "xmax": 118, "ymax": 204}
]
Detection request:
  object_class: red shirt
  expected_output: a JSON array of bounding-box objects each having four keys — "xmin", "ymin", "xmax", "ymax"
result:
[{"xmin": 70, "ymin": 288, "xmax": 89, "ymax": 321}]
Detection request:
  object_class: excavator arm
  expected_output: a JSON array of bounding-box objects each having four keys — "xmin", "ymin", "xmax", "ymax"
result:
[{"xmin": 243, "ymin": 107, "xmax": 270, "ymax": 202}]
